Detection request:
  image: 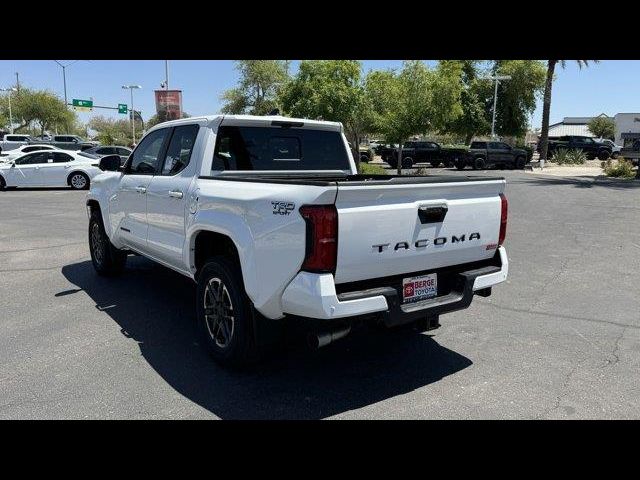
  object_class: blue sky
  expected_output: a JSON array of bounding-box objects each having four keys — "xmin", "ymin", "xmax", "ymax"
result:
[{"xmin": 1, "ymin": 60, "xmax": 637, "ymax": 130}]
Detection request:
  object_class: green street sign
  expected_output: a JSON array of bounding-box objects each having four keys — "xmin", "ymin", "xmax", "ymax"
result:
[
  {"xmin": 72, "ymin": 99, "xmax": 93, "ymax": 108},
  {"xmin": 118, "ymin": 104, "xmax": 128, "ymax": 114}
]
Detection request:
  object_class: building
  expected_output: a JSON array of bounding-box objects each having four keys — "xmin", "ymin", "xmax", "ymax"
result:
[
  {"xmin": 613, "ymin": 113, "xmax": 640, "ymax": 146},
  {"xmin": 547, "ymin": 114, "xmax": 610, "ymax": 138}
]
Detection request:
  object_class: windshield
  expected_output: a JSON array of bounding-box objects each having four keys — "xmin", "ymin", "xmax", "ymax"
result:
[{"xmin": 211, "ymin": 126, "xmax": 351, "ymax": 171}]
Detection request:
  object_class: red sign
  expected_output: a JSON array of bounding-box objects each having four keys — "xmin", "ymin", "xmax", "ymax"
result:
[{"xmin": 155, "ymin": 90, "xmax": 183, "ymax": 120}]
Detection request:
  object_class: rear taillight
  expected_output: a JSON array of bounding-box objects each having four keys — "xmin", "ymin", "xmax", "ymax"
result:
[
  {"xmin": 299, "ymin": 205, "xmax": 338, "ymax": 273},
  {"xmin": 498, "ymin": 193, "xmax": 508, "ymax": 246}
]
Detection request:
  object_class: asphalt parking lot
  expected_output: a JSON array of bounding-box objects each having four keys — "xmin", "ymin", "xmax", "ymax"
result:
[{"xmin": 1, "ymin": 168, "xmax": 640, "ymax": 419}]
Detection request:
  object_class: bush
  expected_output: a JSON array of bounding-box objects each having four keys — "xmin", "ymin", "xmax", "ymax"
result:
[
  {"xmin": 568, "ymin": 149, "xmax": 587, "ymax": 165},
  {"xmin": 602, "ymin": 158, "xmax": 636, "ymax": 178},
  {"xmin": 552, "ymin": 148, "xmax": 586, "ymax": 165},
  {"xmin": 358, "ymin": 162, "xmax": 387, "ymax": 175}
]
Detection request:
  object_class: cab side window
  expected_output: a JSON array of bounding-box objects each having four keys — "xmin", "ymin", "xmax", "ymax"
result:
[
  {"xmin": 127, "ymin": 129, "xmax": 170, "ymax": 175},
  {"xmin": 161, "ymin": 125, "xmax": 199, "ymax": 176}
]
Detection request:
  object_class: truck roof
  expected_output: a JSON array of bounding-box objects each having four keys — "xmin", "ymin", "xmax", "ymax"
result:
[{"xmin": 146, "ymin": 115, "xmax": 344, "ymax": 133}]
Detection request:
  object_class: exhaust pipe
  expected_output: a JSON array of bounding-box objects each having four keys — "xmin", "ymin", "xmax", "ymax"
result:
[{"xmin": 308, "ymin": 325, "xmax": 352, "ymax": 350}]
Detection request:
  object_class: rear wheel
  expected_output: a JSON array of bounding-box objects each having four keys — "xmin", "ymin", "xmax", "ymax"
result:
[
  {"xmin": 598, "ymin": 150, "xmax": 610, "ymax": 161},
  {"xmin": 473, "ymin": 157, "xmax": 486, "ymax": 170},
  {"xmin": 0, "ymin": 176, "xmax": 5, "ymax": 190},
  {"xmin": 429, "ymin": 161, "xmax": 440, "ymax": 168},
  {"xmin": 89, "ymin": 210, "xmax": 127, "ymax": 276},
  {"xmin": 515, "ymin": 156, "xmax": 526, "ymax": 169},
  {"xmin": 455, "ymin": 160, "xmax": 466, "ymax": 170},
  {"xmin": 402, "ymin": 157, "xmax": 413, "ymax": 169},
  {"xmin": 196, "ymin": 256, "xmax": 259, "ymax": 368},
  {"xmin": 69, "ymin": 172, "xmax": 90, "ymax": 190},
  {"xmin": 360, "ymin": 153, "xmax": 370, "ymax": 163}
]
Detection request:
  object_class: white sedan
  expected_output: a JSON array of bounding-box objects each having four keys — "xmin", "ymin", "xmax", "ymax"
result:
[
  {"xmin": 0, "ymin": 144, "xmax": 59, "ymax": 163},
  {"xmin": 0, "ymin": 150, "xmax": 103, "ymax": 190}
]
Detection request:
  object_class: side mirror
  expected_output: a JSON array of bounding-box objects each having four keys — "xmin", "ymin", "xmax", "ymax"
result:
[{"xmin": 99, "ymin": 155, "xmax": 122, "ymax": 172}]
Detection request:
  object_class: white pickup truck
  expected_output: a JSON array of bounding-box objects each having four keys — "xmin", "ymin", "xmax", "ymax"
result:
[{"xmin": 86, "ymin": 115, "xmax": 509, "ymax": 367}]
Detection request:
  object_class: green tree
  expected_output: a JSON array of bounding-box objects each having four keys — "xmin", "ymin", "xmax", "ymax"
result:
[
  {"xmin": 88, "ymin": 115, "xmax": 135, "ymax": 145},
  {"xmin": 366, "ymin": 60, "xmax": 463, "ymax": 174},
  {"xmin": 492, "ymin": 60, "xmax": 546, "ymax": 138},
  {"xmin": 587, "ymin": 116, "xmax": 615, "ymax": 139},
  {"xmin": 9, "ymin": 88, "xmax": 75, "ymax": 135},
  {"xmin": 539, "ymin": 60, "xmax": 598, "ymax": 162},
  {"xmin": 221, "ymin": 60, "xmax": 290, "ymax": 115},
  {"xmin": 443, "ymin": 61, "xmax": 491, "ymax": 144},
  {"xmin": 279, "ymin": 60, "xmax": 374, "ymax": 167},
  {"xmin": 444, "ymin": 60, "xmax": 546, "ymax": 144}
]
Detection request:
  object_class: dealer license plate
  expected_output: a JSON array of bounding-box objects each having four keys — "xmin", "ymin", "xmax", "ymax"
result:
[{"xmin": 402, "ymin": 273, "xmax": 437, "ymax": 303}]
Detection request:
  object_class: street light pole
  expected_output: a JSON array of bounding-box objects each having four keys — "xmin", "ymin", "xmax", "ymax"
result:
[
  {"xmin": 122, "ymin": 85, "xmax": 142, "ymax": 144},
  {"xmin": 165, "ymin": 60, "xmax": 169, "ymax": 90},
  {"xmin": 481, "ymin": 75, "xmax": 512, "ymax": 139},
  {"xmin": 54, "ymin": 60, "xmax": 81, "ymax": 108},
  {"xmin": 1, "ymin": 87, "xmax": 17, "ymax": 133}
]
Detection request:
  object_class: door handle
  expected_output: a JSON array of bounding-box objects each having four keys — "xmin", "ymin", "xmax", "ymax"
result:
[
  {"xmin": 135, "ymin": 186, "xmax": 147, "ymax": 194},
  {"xmin": 168, "ymin": 190, "xmax": 183, "ymax": 199}
]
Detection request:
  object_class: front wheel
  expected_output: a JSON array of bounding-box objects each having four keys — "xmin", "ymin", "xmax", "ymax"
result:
[
  {"xmin": 402, "ymin": 156, "xmax": 413, "ymax": 169},
  {"xmin": 455, "ymin": 161, "xmax": 466, "ymax": 170},
  {"xmin": 515, "ymin": 156, "xmax": 526, "ymax": 169},
  {"xmin": 473, "ymin": 157, "xmax": 486, "ymax": 170},
  {"xmin": 430, "ymin": 161, "xmax": 440, "ymax": 168},
  {"xmin": 598, "ymin": 150, "xmax": 610, "ymax": 161},
  {"xmin": 89, "ymin": 210, "xmax": 127, "ymax": 276},
  {"xmin": 69, "ymin": 172, "xmax": 90, "ymax": 190},
  {"xmin": 196, "ymin": 256, "xmax": 259, "ymax": 368}
]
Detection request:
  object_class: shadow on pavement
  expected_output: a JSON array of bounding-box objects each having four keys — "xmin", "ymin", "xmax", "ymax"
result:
[
  {"xmin": 61, "ymin": 257, "xmax": 472, "ymax": 419},
  {"xmin": 513, "ymin": 174, "xmax": 640, "ymax": 190}
]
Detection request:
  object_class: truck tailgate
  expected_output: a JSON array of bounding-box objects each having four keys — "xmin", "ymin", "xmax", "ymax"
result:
[{"xmin": 333, "ymin": 176, "xmax": 505, "ymax": 284}]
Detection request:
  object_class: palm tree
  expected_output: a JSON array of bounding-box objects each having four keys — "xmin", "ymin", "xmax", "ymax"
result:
[{"xmin": 538, "ymin": 60, "xmax": 598, "ymax": 163}]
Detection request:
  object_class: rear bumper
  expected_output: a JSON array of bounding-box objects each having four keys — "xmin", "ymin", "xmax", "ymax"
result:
[{"xmin": 281, "ymin": 247, "xmax": 508, "ymax": 323}]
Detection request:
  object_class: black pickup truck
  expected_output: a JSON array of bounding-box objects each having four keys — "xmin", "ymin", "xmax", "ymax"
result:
[
  {"xmin": 381, "ymin": 141, "xmax": 468, "ymax": 169},
  {"xmin": 539, "ymin": 135, "xmax": 612, "ymax": 160},
  {"xmin": 457, "ymin": 141, "xmax": 528, "ymax": 170}
]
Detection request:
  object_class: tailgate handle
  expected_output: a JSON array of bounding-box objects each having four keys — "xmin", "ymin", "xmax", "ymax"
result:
[{"xmin": 418, "ymin": 205, "xmax": 448, "ymax": 224}]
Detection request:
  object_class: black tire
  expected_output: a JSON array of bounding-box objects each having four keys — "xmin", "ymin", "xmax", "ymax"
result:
[
  {"xmin": 429, "ymin": 161, "xmax": 440, "ymax": 168},
  {"xmin": 69, "ymin": 172, "xmax": 90, "ymax": 190},
  {"xmin": 0, "ymin": 175, "xmax": 5, "ymax": 190},
  {"xmin": 89, "ymin": 210, "xmax": 127, "ymax": 276},
  {"xmin": 402, "ymin": 156, "xmax": 413, "ymax": 169},
  {"xmin": 360, "ymin": 154, "xmax": 370, "ymax": 163},
  {"xmin": 611, "ymin": 152, "xmax": 619, "ymax": 159},
  {"xmin": 196, "ymin": 256, "xmax": 259, "ymax": 368},
  {"xmin": 473, "ymin": 156, "xmax": 486, "ymax": 170},
  {"xmin": 455, "ymin": 161, "xmax": 466, "ymax": 170},
  {"xmin": 515, "ymin": 156, "xmax": 526, "ymax": 169},
  {"xmin": 386, "ymin": 157, "xmax": 397, "ymax": 169},
  {"xmin": 598, "ymin": 150, "xmax": 610, "ymax": 161}
]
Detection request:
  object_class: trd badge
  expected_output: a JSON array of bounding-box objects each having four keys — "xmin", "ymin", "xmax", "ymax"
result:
[{"xmin": 272, "ymin": 201, "xmax": 295, "ymax": 215}]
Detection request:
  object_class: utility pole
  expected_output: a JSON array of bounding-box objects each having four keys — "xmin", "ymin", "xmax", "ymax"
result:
[
  {"xmin": 53, "ymin": 60, "xmax": 82, "ymax": 108},
  {"xmin": 481, "ymin": 75, "xmax": 512, "ymax": 139},
  {"xmin": 0, "ymin": 88, "xmax": 17, "ymax": 133},
  {"xmin": 15, "ymin": 73, "xmax": 20, "ymax": 92}
]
